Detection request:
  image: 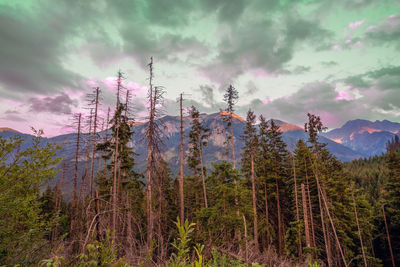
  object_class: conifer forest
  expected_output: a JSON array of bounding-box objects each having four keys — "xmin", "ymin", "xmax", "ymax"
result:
[
  {"xmin": 1, "ymin": 59, "xmax": 399, "ymax": 266},
  {"xmin": 1, "ymin": 1, "xmax": 400, "ymax": 266}
]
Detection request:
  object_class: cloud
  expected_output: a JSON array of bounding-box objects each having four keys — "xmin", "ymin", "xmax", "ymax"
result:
[
  {"xmin": 239, "ymin": 67, "xmax": 400, "ymax": 128},
  {"xmin": 0, "ymin": 2, "xmax": 97, "ymax": 98},
  {"xmin": 343, "ymin": 66, "xmax": 400, "ymax": 113},
  {"xmin": 245, "ymin": 81, "xmax": 258, "ymax": 95},
  {"xmin": 199, "ymin": 85, "xmax": 217, "ymax": 107},
  {"xmin": 201, "ymin": 11, "xmax": 331, "ymax": 84},
  {"xmin": 29, "ymin": 93, "xmax": 78, "ymax": 114},
  {"xmin": 365, "ymin": 14, "xmax": 400, "ymax": 48},
  {"xmin": 290, "ymin": 65, "xmax": 311, "ymax": 74},
  {"xmin": 0, "ymin": 113, "xmax": 27, "ymax": 122},
  {"xmin": 349, "ymin": 19, "xmax": 365, "ymax": 29},
  {"xmin": 321, "ymin": 61, "xmax": 338, "ymax": 67}
]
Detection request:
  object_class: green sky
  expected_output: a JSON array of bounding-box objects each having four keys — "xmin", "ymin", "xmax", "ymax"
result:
[{"xmin": 0, "ymin": 0, "xmax": 399, "ymax": 136}]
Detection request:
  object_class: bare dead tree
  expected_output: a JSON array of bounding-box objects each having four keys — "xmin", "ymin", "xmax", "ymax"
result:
[
  {"xmin": 71, "ymin": 112, "xmax": 82, "ymax": 244},
  {"xmin": 112, "ymin": 70, "xmax": 125, "ymax": 245},
  {"xmin": 98, "ymin": 118, "xmax": 105, "ymax": 173},
  {"xmin": 103, "ymin": 107, "xmax": 111, "ymax": 168},
  {"xmin": 304, "ymin": 159, "xmax": 316, "ymax": 247},
  {"xmin": 179, "ymin": 93, "xmax": 184, "ymax": 225},
  {"xmin": 146, "ymin": 57, "xmax": 155, "ymax": 250},
  {"xmin": 89, "ymin": 87, "xmax": 100, "ymax": 197},
  {"xmin": 80, "ymin": 109, "xmax": 93, "ymax": 210},
  {"xmin": 302, "ymin": 183, "xmax": 311, "ymax": 248},
  {"xmin": 144, "ymin": 58, "xmax": 166, "ymax": 251},
  {"xmin": 292, "ymin": 155, "xmax": 302, "ymax": 258},
  {"xmin": 351, "ymin": 189, "xmax": 367, "ymax": 267},
  {"xmin": 382, "ymin": 204, "xmax": 396, "ymax": 267}
]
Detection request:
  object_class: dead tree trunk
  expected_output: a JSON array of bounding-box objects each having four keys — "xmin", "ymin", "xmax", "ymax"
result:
[
  {"xmin": 275, "ymin": 175, "xmax": 283, "ymax": 255},
  {"xmin": 264, "ymin": 182, "xmax": 270, "ymax": 245},
  {"xmin": 103, "ymin": 108, "xmax": 111, "ymax": 168},
  {"xmin": 251, "ymin": 154, "xmax": 259, "ymax": 251},
  {"xmin": 382, "ymin": 204, "xmax": 396, "ymax": 267},
  {"xmin": 319, "ymin": 185, "xmax": 348, "ymax": 267},
  {"xmin": 352, "ymin": 190, "xmax": 367, "ymax": 267},
  {"xmin": 179, "ymin": 93, "xmax": 185, "ymax": 225},
  {"xmin": 81, "ymin": 109, "xmax": 93, "ymax": 211},
  {"xmin": 95, "ymin": 190, "xmax": 101, "ymax": 241},
  {"xmin": 293, "ymin": 156, "xmax": 302, "ymax": 258},
  {"xmin": 146, "ymin": 57, "xmax": 154, "ymax": 250},
  {"xmin": 90, "ymin": 87, "xmax": 100, "ymax": 197},
  {"xmin": 71, "ymin": 113, "xmax": 81, "ymax": 243},
  {"xmin": 198, "ymin": 133, "xmax": 208, "ymax": 208},
  {"xmin": 243, "ymin": 214, "xmax": 249, "ymax": 267},
  {"xmin": 316, "ymin": 174, "xmax": 332, "ymax": 266},
  {"xmin": 112, "ymin": 71, "xmax": 122, "ymax": 245},
  {"xmin": 302, "ymin": 183, "xmax": 311, "ymax": 248},
  {"xmin": 304, "ymin": 159, "xmax": 316, "ymax": 247}
]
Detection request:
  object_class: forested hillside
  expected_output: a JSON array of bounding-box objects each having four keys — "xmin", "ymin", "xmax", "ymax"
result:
[{"xmin": 1, "ymin": 65, "xmax": 399, "ymax": 267}]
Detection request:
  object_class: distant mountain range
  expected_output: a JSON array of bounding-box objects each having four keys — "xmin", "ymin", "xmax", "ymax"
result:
[
  {"xmin": 1, "ymin": 112, "xmax": 399, "ymax": 198},
  {"xmin": 322, "ymin": 119, "xmax": 400, "ymax": 157}
]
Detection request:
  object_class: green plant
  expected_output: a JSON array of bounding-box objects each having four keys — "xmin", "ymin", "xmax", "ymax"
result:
[
  {"xmin": 307, "ymin": 260, "xmax": 319, "ymax": 267},
  {"xmin": 75, "ymin": 230, "xmax": 131, "ymax": 267},
  {"xmin": 169, "ymin": 217, "xmax": 196, "ymax": 266}
]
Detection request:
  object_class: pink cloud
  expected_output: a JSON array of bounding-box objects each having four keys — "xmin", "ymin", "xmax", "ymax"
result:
[
  {"xmin": 349, "ymin": 20, "xmax": 365, "ymax": 29},
  {"xmin": 103, "ymin": 77, "xmax": 118, "ymax": 89},
  {"xmin": 319, "ymin": 111, "xmax": 341, "ymax": 127},
  {"xmin": 335, "ymin": 89, "xmax": 354, "ymax": 101},
  {"xmin": 251, "ymin": 68, "xmax": 279, "ymax": 78},
  {"xmin": 126, "ymin": 81, "xmax": 148, "ymax": 95},
  {"xmin": 262, "ymin": 97, "xmax": 271, "ymax": 104},
  {"xmin": 331, "ymin": 44, "xmax": 341, "ymax": 51},
  {"xmin": 86, "ymin": 79, "xmax": 99, "ymax": 88}
]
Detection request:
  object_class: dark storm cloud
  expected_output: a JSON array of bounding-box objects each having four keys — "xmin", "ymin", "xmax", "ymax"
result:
[
  {"xmin": 0, "ymin": 1, "xmax": 103, "ymax": 98},
  {"xmin": 245, "ymin": 81, "xmax": 258, "ymax": 95},
  {"xmin": 0, "ymin": 6, "xmax": 83, "ymax": 97},
  {"xmin": 199, "ymin": 85, "xmax": 217, "ymax": 108},
  {"xmin": 199, "ymin": 0, "xmax": 247, "ymax": 23},
  {"xmin": 342, "ymin": 66, "xmax": 400, "ymax": 113},
  {"xmin": 29, "ymin": 93, "xmax": 77, "ymax": 114},
  {"xmin": 122, "ymin": 28, "xmax": 208, "ymax": 66},
  {"xmin": 202, "ymin": 12, "xmax": 332, "ymax": 84},
  {"xmin": 343, "ymin": 75, "xmax": 371, "ymax": 88},
  {"xmin": 365, "ymin": 14, "xmax": 400, "ymax": 49}
]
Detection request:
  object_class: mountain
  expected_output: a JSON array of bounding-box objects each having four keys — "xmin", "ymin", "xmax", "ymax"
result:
[
  {"xmin": 323, "ymin": 119, "xmax": 400, "ymax": 157},
  {"xmin": 0, "ymin": 127, "xmax": 19, "ymax": 133},
  {"xmin": 0, "ymin": 112, "xmax": 369, "ymax": 199}
]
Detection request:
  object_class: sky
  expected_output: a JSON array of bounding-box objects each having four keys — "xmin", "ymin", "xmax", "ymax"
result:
[{"xmin": 0, "ymin": 0, "xmax": 400, "ymax": 136}]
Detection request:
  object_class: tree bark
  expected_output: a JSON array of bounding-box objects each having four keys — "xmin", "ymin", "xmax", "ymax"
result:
[
  {"xmin": 293, "ymin": 156, "xmax": 302, "ymax": 258},
  {"xmin": 198, "ymin": 134, "xmax": 208, "ymax": 208},
  {"xmin": 251, "ymin": 154, "xmax": 258, "ymax": 251},
  {"xmin": 71, "ymin": 113, "xmax": 81, "ymax": 243},
  {"xmin": 179, "ymin": 93, "xmax": 184, "ymax": 225},
  {"xmin": 275, "ymin": 175, "xmax": 283, "ymax": 255},
  {"xmin": 352, "ymin": 190, "xmax": 367, "ymax": 267},
  {"xmin": 302, "ymin": 183, "xmax": 311, "ymax": 248},
  {"xmin": 382, "ymin": 204, "xmax": 396, "ymax": 267},
  {"xmin": 90, "ymin": 87, "xmax": 99, "ymax": 197}
]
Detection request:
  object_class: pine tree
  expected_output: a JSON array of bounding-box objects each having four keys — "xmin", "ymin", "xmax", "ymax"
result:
[
  {"xmin": 187, "ymin": 106, "xmax": 210, "ymax": 208},
  {"xmin": 223, "ymin": 84, "xmax": 239, "ymax": 169},
  {"xmin": 267, "ymin": 119, "xmax": 290, "ymax": 255},
  {"xmin": 382, "ymin": 140, "xmax": 400, "ymax": 266}
]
